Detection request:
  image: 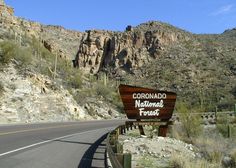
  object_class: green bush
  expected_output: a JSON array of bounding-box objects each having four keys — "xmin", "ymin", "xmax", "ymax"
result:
[
  {"xmin": 0, "ymin": 40, "xmax": 33, "ymax": 67},
  {"xmin": 169, "ymin": 153, "xmax": 216, "ymax": 168},
  {"xmin": 95, "ymin": 82, "xmax": 111, "ymax": 98},
  {"xmin": 137, "ymin": 155, "xmax": 155, "ymax": 167},
  {"xmin": 67, "ymin": 71, "xmax": 82, "ymax": 89},
  {"xmin": 177, "ymin": 102, "xmax": 203, "ymax": 141},
  {"xmin": 73, "ymin": 89, "xmax": 94, "ymax": 105},
  {"xmin": 216, "ymin": 116, "xmax": 229, "ymax": 138},
  {"xmin": 15, "ymin": 47, "xmax": 33, "ymax": 67},
  {"xmin": 0, "ymin": 41, "xmax": 17, "ymax": 64}
]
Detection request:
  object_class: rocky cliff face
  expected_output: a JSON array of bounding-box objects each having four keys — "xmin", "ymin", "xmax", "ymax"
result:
[
  {"xmin": 0, "ymin": 64, "xmax": 89, "ymax": 123},
  {"xmin": 74, "ymin": 22, "xmax": 192, "ymax": 74},
  {"xmin": 73, "ymin": 20, "xmax": 236, "ymax": 110},
  {"xmin": 0, "ymin": 1, "xmax": 83, "ymax": 60},
  {"xmin": 0, "ymin": 0, "xmax": 123, "ymax": 123}
]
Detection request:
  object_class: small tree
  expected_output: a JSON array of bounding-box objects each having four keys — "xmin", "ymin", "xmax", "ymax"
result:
[
  {"xmin": 0, "ymin": 41, "xmax": 17, "ymax": 65},
  {"xmin": 177, "ymin": 102, "xmax": 203, "ymax": 142}
]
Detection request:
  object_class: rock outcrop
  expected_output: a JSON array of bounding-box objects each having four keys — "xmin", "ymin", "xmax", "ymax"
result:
[
  {"xmin": 74, "ymin": 22, "xmax": 191, "ymax": 74},
  {"xmin": 0, "ymin": 0, "xmax": 83, "ymax": 60},
  {"xmin": 0, "ymin": 64, "xmax": 89, "ymax": 123},
  {"xmin": 0, "ymin": 0, "xmax": 14, "ymax": 17}
]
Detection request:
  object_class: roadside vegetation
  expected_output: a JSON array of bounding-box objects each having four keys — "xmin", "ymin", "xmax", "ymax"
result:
[
  {"xmin": 169, "ymin": 102, "xmax": 236, "ymax": 168},
  {"xmin": 0, "ymin": 36, "xmax": 122, "ymax": 116}
]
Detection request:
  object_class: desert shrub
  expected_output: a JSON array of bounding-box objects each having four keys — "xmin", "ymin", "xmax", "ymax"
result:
[
  {"xmin": 95, "ymin": 82, "xmax": 111, "ymax": 98},
  {"xmin": 0, "ymin": 40, "xmax": 33, "ymax": 67},
  {"xmin": 176, "ymin": 102, "xmax": 203, "ymax": 141},
  {"xmin": 86, "ymin": 105, "xmax": 97, "ymax": 117},
  {"xmin": 170, "ymin": 123, "xmax": 184, "ymax": 140},
  {"xmin": 136, "ymin": 155, "xmax": 155, "ymax": 167},
  {"xmin": 127, "ymin": 129, "xmax": 140, "ymax": 137},
  {"xmin": 110, "ymin": 92, "xmax": 124, "ymax": 112},
  {"xmin": 169, "ymin": 153, "xmax": 215, "ymax": 168},
  {"xmin": 94, "ymin": 81, "xmax": 123, "ymax": 108},
  {"xmin": 15, "ymin": 47, "xmax": 33, "ymax": 67},
  {"xmin": 73, "ymin": 89, "xmax": 94, "ymax": 105},
  {"xmin": 0, "ymin": 40, "xmax": 17, "ymax": 64},
  {"xmin": 0, "ymin": 82, "xmax": 4, "ymax": 96},
  {"xmin": 67, "ymin": 71, "xmax": 82, "ymax": 89},
  {"xmin": 230, "ymin": 148, "xmax": 236, "ymax": 163},
  {"xmin": 56, "ymin": 58, "xmax": 83, "ymax": 89},
  {"xmin": 216, "ymin": 115, "xmax": 232, "ymax": 138},
  {"xmin": 193, "ymin": 128, "xmax": 235, "ymax": 167},
  {"xmin": 38, "ymin": 65, "xmax": 52, "ymax": 77},
  {"xmin": 217, "ymin": 125, "xmax": 228, "ymax": 138}
]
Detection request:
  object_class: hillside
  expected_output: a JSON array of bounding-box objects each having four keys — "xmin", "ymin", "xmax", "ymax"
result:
[
  {"xmin": 74, "ymin": 21, "xmax": 236, "ymax": 111},
  {"xmin": 0, "ymin": 1, "xmax": 121, "ymax": 123}
]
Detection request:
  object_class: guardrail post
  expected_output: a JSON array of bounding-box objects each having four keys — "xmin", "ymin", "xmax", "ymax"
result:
[
  {"xmin": 126, "ymin": 125, "xmax": 129, "ymax": 131},
  {"xmin": 123, "ymin": 153, "xmax": 132, "ymax": 168},
  {"xmin": 115, "ymin": 130, "xmax": 119, "ymax": 140},
  {"xmin": 116, "ymin": 153, "xmax": 124, "ymax": 166},
  {"xmin": 138, "ymin": 125, "xmax": 145, "ymax": 135},
  {"xmin": 110, "ymin": 136, "xmax": 116, "ymax": 145},
  {"xmin": 228, "ymin": 124, "xmax": 231, "ymax": 138},
  {"xmin": 123, "ymin": 125, "xmax": 126, "ymax": 134},
  {"xmin": 130, "ymin": 124, "xmax": 133, "ymax": 130},
  {"xmin": 215, "ymin": 106, "xmax": 218, "ymax": 122},
  {"xmin": 116, "ymin": 142, "xmax": 123, "ymax": 153},
  {"xmin": 234, "ymin": 104, "xmax": 236, "ymax": 116},
  {"xmin": 119, "ymin": 126, "xmax": 123, "ymax": 134},
  {"xmin": 107, "ymin": 125, "xmax": 132, "ymax": 168}
]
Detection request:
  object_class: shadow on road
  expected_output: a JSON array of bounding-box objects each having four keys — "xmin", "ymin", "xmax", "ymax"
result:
[
  {"xmin": 51, "ymin": 133, "xmax": 108, "ymax": 168},
  {"xmin": 77, "ymin": 133, "xmax": 108, "ymax": 168}
]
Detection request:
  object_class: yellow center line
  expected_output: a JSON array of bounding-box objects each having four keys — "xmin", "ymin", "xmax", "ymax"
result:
[{"xmin": 0, "ymin": 123, "xmax": 80, "ymax": 136}]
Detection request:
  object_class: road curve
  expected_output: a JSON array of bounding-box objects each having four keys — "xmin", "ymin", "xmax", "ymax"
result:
[{"xmin": 0, "ymin": 120, "xmax": 124, "ymax": 168}]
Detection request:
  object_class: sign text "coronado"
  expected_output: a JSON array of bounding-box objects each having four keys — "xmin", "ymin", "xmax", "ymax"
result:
[{"xmin": 133, "ymin": 93, "xmax": 167, "ymax": 99}]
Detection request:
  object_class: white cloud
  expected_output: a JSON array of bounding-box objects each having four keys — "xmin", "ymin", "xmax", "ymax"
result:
[{"xmin": 211, "ymin": 4, "xmax": 233, "ymax": 16}]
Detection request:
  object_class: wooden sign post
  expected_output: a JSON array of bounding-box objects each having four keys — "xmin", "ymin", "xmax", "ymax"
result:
[{"xmin": 119, "ymin": 84, "xmax": 177, "ymax": 137}]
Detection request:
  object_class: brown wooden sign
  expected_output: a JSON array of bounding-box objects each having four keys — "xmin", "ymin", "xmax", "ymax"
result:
[{"xmin": 119, "ymin": 84, "xmax": 177, "ymax": 120}]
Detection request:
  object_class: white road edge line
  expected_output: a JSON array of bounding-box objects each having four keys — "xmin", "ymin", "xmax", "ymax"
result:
[{"xmin": 0, "ymin": 127, "xmax": 115, "ymax": 157}]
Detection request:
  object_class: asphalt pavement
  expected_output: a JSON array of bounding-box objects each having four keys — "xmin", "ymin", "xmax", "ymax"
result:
[{"xmin": 0, "ymin": 120, "xmax": 124, "ymax": 168}]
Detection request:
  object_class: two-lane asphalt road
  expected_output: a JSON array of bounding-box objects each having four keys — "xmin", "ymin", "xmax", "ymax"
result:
[{"xmin": 0, "ymin": 120, "xmax": 124, "ymax": 168}]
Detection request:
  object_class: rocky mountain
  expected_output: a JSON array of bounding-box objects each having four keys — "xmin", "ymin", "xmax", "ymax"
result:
[
  {"xmin": 0, "ymin": 1, "xmax": 121, "ymax": 123},
  {"xmin": 74, "ymin": 22, "xmax": 191, "ymax": 74},
  {"xmin": 0, "ymin": 0, "xmax": 235, "ymax": 124},
  {"xmin": 0, "ymin": 63, "xmax": 88, "ymax": 123},
  {"xmin": 73, "ymin": 22, "xmax": 236, "ymax": 111},
  {"xmin": 0, "ymin": 0, "xmax": 83, "ymax": 59}
]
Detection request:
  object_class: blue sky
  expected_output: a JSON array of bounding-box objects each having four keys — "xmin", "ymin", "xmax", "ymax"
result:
[{"xmin": 5, "ymin": 0, "xmax": 236, "ymax": 34}]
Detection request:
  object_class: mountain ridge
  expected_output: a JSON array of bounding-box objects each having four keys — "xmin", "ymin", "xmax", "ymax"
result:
[{"xmin": 0, "ymin": 0, "xmax": 235, "ymax": 124}]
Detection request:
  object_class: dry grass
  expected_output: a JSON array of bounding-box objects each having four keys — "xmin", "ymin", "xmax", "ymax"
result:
[
  {"xmin": 171, "ymin": 118, "xmax": 236, "ymax": 168},
  {"xmin": 230, "ymin": 148, "xmax": 236, "ymax": 161},
  {"xmin": 175, "ymin": 103, "xmax": 203, "ymax": 142},
  {"xmin": 169, "ymin": 153, "xmax": 220, "ymax": 168}
]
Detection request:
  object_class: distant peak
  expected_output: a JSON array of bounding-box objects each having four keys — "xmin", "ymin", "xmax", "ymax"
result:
[
  {"xmin": 0, "ymin": 0, "xmax": 5, "ymax": 5},
  {"xmin": 223, "ymin": 28, "xmax": 236, "ymax": 33}
]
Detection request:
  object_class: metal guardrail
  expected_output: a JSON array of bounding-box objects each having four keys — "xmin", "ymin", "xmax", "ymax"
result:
[
  {"xmin": 172, "ymin": 111, "xmax": 235, "ymax": 121},
  {"xmin": 106, "ymin": 125, "xmax": 132, "ymax": 168},
  {"xmin": 174, "ymin": 111, "xmax": 234, "ymax": 115},
  {"xmin": 107, "ymin": 111, "xmax": 236, "ymax": 167},
  {"xmin": 106, "ymin": 127, "xmax": 123, "ymax": 168}
]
